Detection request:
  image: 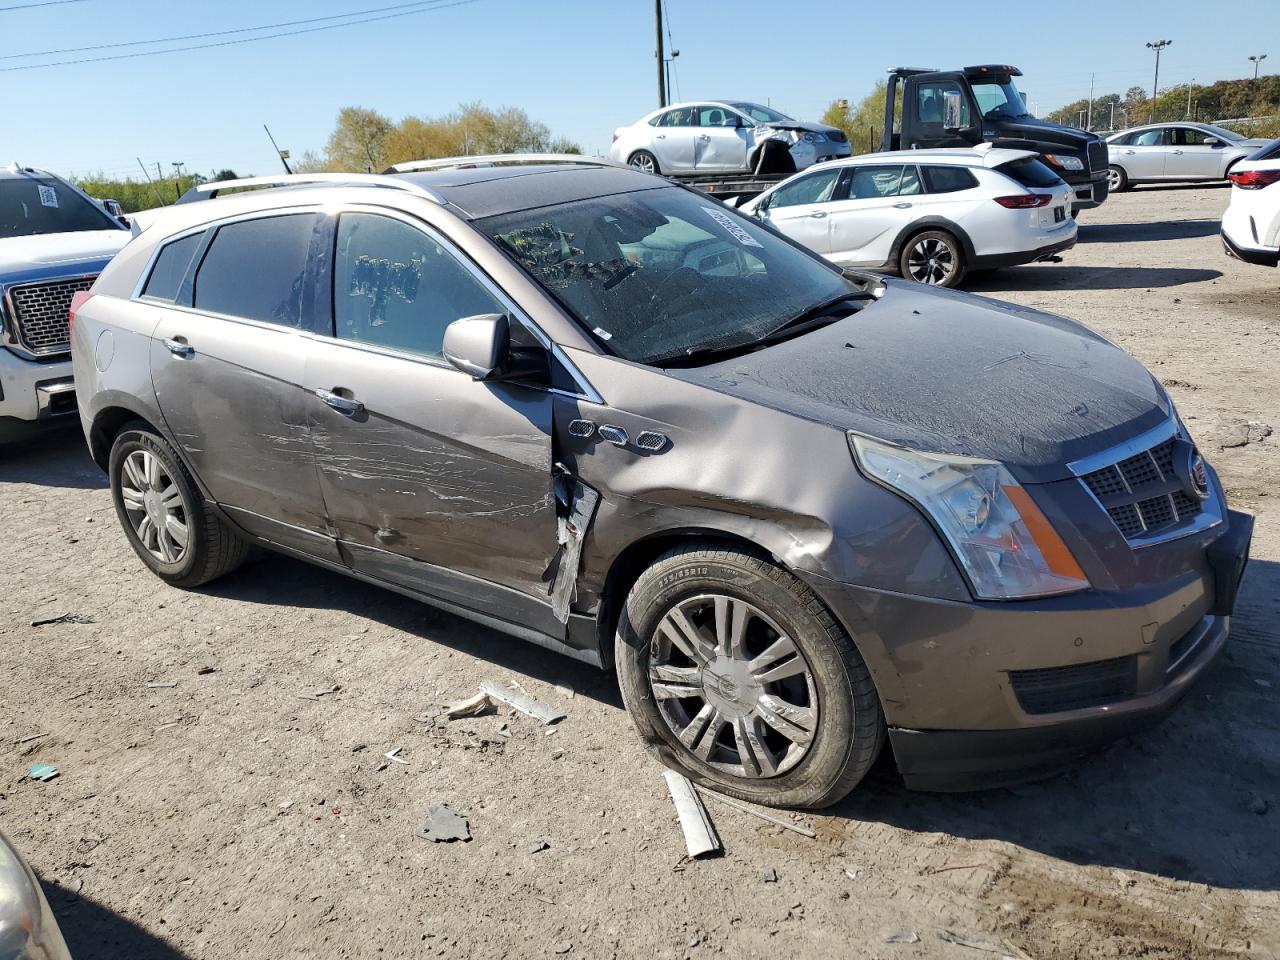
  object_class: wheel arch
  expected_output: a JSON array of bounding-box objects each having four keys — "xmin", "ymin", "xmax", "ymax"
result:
[
  {"xmin": 89, "ymin": 400, "xmax": 213, "ymax": 501},
  {"xmin": 885, "ymin": 217, "xmax": 977, "ymax": 272}
]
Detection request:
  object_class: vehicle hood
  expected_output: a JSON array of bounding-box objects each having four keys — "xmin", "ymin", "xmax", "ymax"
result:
[
  {"xmin": 664, "ymin": 280, "xmax": 1169, "ymax": 483},
  {"xmin": 1240, "ymin": 138, "xmax": 1272, "ymax": 148},
  {"xmin": 0, "ymin": 229, "xmax": 129, "ymax": 282},
  {"xmin": 761, "ymin": 120, "xmax": 844, "ymax": 138},
  {"xmin": 990, "ymin": 116, "xmax": 1100, "ymax": 151}
]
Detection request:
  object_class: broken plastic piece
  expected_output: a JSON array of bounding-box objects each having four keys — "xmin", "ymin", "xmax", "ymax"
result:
[
  {"xmin": 384, "ymin": 747, "xmax": 409, "ymax": 765},
  {"xmin": 663, "ymin": 770, "xmax": 721, "ymax": 858},
  {"xmin": 694, "ymin": 786, "xmax": 816, "ymax": 838},
  {"xmin": 29, "ymin": 763, "xmax": 58, "ymax": 782},
  {"xmin": 885, "ymin": 931, "xmax": 920, "ymax": 944},
  {"xmin": 415, "ymin": 801, "xmax": 471, "ymax": 842},
  {"xmin": 445, "ymin": 690, "xmax": 493, "ymax": 719},
  {"xmin": 546, "ymin": 472, "xmax": 600, "ymax": 623},
  {"xmin": 478, "ymin": 680, "xmax": 565, "ymax": 725}
]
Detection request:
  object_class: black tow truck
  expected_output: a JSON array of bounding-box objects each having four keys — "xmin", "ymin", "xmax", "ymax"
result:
[{"xmin": 883, "ymin": 65, "xmax": 1110, "ymax": 211}]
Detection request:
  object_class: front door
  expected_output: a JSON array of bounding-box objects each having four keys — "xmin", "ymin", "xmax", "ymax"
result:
[
  {"xmin": 303, "ymin": 208, "xmax": 562, "ymax": 636},
  {"xmin": 149, "ymin": 211, "xmax": 338, "ymax": 561},
  {"xmin": 694, "ymin": 105, "xmax": 750, "ymax": 172},
  {"xmin": 1167, "ymin": 126, "xmax": 1228, "ymax": 179},
  {"xmin": 759, "ymin": 166, "xmax": 843, "ymax": 255},
  {"xmin": 905, "ymin": 74, "xmax": 977, "ymax": 149}
]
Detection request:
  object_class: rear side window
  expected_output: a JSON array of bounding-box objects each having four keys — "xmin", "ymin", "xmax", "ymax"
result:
[
  {"xmin": 193, "ymin": 214, "xmax": 316, "ymax": 326},
  {"xmin": 922, "ymin": 166, "xmax": 979, "ymax": 193},
  {"xmin": 333, "ymin": 213, "xmax": 503, "ymax": 360},
  {"xmin": 1248, "ymin": 137, "xmax": 1280, "ymax": 161},
  {"xmin": 845, "ymin": 164, "xmax": 915, "ymax": 199},
  {"xmin": 141, "ymin": 232, "xmax": 203, "ymax": 302},
  {"xmin": 997, "ymin": 158, "xmax": 1063, "ymax": 189}
]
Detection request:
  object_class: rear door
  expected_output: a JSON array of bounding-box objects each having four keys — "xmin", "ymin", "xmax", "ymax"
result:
[
  {"xmin": 758, "ymin": 166, "xmax": 843, "ymax": 255},
  {"xmin": 694, "ymin": 105, "xmax": 750, "ymax": 172},
  {"xmin": 302, "ymin": 207, "xmax": 563, "ymax": 636},
  {"xmin": 823, "ymin": 164, "xmax": 923, "ymax": 266},
  {"xmin": 148, "ymin": 210, "xmax": 338, "ymax": 561},
  {"xmin": 1117, "ymin": 128, "xmax": 1170, "ymax": 179},
  {"xmin": 651, "ymin": 107, "xmax": 698, "ymax": 173}
]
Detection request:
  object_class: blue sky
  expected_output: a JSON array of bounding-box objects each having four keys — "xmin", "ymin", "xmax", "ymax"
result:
[{"xmin": 7, "ymin": 0, "xmax": 1278, "ymax": 181}]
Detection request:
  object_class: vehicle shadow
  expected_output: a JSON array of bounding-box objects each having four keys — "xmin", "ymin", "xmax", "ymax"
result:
[
  {"xmin": 829, "ymin": 556, "xmax": 1280, "ymax": 892},
  {"xmin": 42, "ymin": 882, "xmax": 191, "ymax": 959},
  {"xmin": 966, "ymin": 264, "xmax": 1222, "ymax": 292},
  {"xmin": 1078, "ymin": 219, "xmax": 1222, "ymax": 243},
  {"xmin": 0, "ymin": 424, "xmax": 106, "ymax": 490}
]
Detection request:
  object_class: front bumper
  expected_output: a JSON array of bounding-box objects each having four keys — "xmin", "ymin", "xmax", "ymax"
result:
[
  {"xmin": 1068, "ymin": 175, "xmax": 1109, "ymax": 210},
  {"xmin": 1221, "ymin": 228, "xmax": 1280, "ymax": 267},
  {"xmin": 804, "ymin": 509, "xmax": 1253, "ymax": 790},
  {"xmin": 0, "ymin": 347, "xmax": 75, "ymax": 422}
]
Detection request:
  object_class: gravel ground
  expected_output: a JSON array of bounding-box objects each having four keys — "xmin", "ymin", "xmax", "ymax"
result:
[{"xmin": 1, "ymin": 184, "xmax": 1277, "ymax": 960}]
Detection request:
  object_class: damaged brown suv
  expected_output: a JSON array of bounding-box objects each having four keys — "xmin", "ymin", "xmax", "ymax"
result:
[{"xmin": 72, "ymin": 159, "xmax": 1253, "ymax": 808}]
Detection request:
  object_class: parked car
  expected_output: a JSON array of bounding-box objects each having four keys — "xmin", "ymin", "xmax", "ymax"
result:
[
  {"xmin": 1105, "ymin": 122, "xmax": 1270, "ymax": 192},
  {"xmin": 0, "ymin": 164, "xmax": 130, "ymax": 440},
  {"xmin": 739, "ymin": 147, "xmax": 1076, "ymax": 287},
  {"xmin": 73, "ymin": 161, "xmax": 1252, "ymax": 808},
  {"xmin": 1221, "ymin": 136, "xmax": 1280, "ymax": 268},
  {"xmin": 0, "ymin": 830, "xmax": 72, "ymax": 960},
  {"xmin": 609, "ymin": 101, "xmax": 850, "ymax": 176}
]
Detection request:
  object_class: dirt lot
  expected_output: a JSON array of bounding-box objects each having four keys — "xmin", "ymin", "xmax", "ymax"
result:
[{"xmin": 2, "ymin": 184, "xmax": 1277, "ymax": 960}]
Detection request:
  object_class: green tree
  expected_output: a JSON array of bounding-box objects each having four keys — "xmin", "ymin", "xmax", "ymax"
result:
[
  {"xmin": 325, "ymin": 106, "xmax": 395, "ymax": 172},
  {"xmin": 821, "ymin": 80, "xmax": 894, "ymax": 155}
]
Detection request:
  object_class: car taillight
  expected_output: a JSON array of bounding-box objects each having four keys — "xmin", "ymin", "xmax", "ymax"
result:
[
  {"xmin": 994, "ymin": 195, "xmax": 1052, "ymax": 209},
  {"xmin": 1228, "ymin": 169, "xmax": 1280, "ymax": 189},
  {"xmin": 69, "ymin": 290, "xmax": 92, "ymax": 337}
]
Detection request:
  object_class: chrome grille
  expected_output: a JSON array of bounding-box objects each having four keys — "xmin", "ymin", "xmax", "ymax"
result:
[
  {"xmin": 1080, "ymin": 434, "xmax": 1205, "ymax": 543},
  {"xmin": 6, "ymin": 276, "xmax": 95, "ymax": 355},
  {"xmin": 1087, "ymin": 140, "xmax": 1107, "ymax": 174},
  {"xmin": 827, "ymin": 130, "xmax": 848, "ymax": 144}
]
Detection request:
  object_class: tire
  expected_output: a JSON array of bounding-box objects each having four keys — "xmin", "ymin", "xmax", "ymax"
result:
[
  {"xmin": 615, "ymin": 544, "xmax": 885, "ymax": 809},
  {"xmin": 1107, "ymin": 164, "xmax": 1129, "ymax": 193},
  {"xmin": 108, "ymin": 423, "xmax": 250, "ymax": 588},
  {"xmin": 628, "ymin": 150, "xmax": 660, "ymax": 175},
  {"xmin": 898, "ymin": 229, "xmax": 967, "ymax": 287}
]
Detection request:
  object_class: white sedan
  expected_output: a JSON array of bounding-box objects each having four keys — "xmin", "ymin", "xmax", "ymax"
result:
[
  {"xmin": 739, "ymin": 146, "xmax": 1077, "ymax": 287},
  {"xmin": 1221, "ymin": 137, "xmax": 1280, "ymax": 268},
  {"xmin": 609, "ymin": 101, "xmax": 850, "ymax": 177}
]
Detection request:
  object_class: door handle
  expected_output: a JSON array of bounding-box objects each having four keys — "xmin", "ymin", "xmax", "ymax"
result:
[
  {"xmin": 808, "ymin": 210, "xmax": 827, "ymax": 219},
  {"xmin": 1123, "ymin": 149, "xmax": 1135, "ymax": 155},
  {"xmin": 1172, "ymin": 149, "xmax": 1183, "ymax": 155},
  {"xmin": 893, "ymin": 202, "xmax": 913, "ymax": 209},
  {"xmin": 697, "ymin": 134, "xmax": 710, "ymax": 141},
  {"xmin": 163, "ymin": 337, "xmax": 194, "ymax": 357},
  {"xmin": 656, "ymin": 134, "xmax": 666, "ymax": 139},
  {"xmin": 314, "ymin": 388, "xmax": 365, "ymax": 416}
]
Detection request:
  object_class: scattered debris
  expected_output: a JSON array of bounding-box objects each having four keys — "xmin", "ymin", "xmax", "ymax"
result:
[
  {"xmin": 279, "ymin": 800, "xmax": 294, "ymax": 809},
  {"xmin": 937, "ymin": 930, "xmax": 1018, "ymax": 956},
  {"xmin": 196, "ymin": 666, "xmax": 217, "ymax": 675},
  {"xmin": 694, "ymin": 787, "xmax": 816, "ymax": 839},
  {"xmin": 496, "ymin": 722, "xmax": 512, "ymax": 739},
  {"xmin": 29, "ymin": 763, "xmax": 59, "ymax": 782},
  {"xmin": 844, "ymin": 867, "xmax": 859, "ymax": 880},
  {"xmin": 16, "ymin": 732, "xmax": 49, "ymax": 745},
  {"xmin": 415, "ymin": 801, "xmax": 471, "ymax": 843},
  {"xmin": 550, "ymin": 749, "xmax": 564, "ymax": 760},
  {"xmin": 553, "ymin": 684, "xmax": 575, "ymax": 699},
  {"xmin": 1212, "ymin": 418, "xmax": 1273, "ymax": 449},
  {"xmin": 479, "ymin": 680, "xmax": 565, "ymax": 725},
  {"xmin": 885, "ymin": 931, "xmax": 920, "ymax": 944},
  {"xmin": 528, "ymin": 839, "xmax": 550, "ymax": 855},
  {"xmin": 352, "ymin": 743, "xmax": 367, "ymax": 753},
  {"xmin": 663, "ymin": 770, "xmax": 721, "ymax": 859},
  {"xmin": 927, "ymin": 862, "xmax": 986, "ymax": 875},
  {"xmin": 553, "ymin": 942, "xmax": 572, "ymax": 955},
  {"xmin": 444, "ymin": 690, "xmax": 494, "ymax": 719},
  {"xmin": 762, "ymin": 867, "xmax": 778, "ymax": 882},
  {"xmin": 1250, "ymin": 794, "xmax": 1269, "ymax": 815},
  {"xmin": 298, "ymin": 684, "xmax": 341, "ymax": 702},
  {"xmin": 30, "ymin": 613, "xmax": 94, "ymax": 627},
  {"xmin": 145, "ymin": 682, "xmax": 178, "ymax": 689},
  {"xmin": 384, "ymin": 747, "xmax": 409, "ymax": 765}
]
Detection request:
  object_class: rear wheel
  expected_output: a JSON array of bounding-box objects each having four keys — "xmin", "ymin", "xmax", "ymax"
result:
[
  {"xmin": 616, "ymin": 544, "xmax": 885, "ymax": 809},
  {"xmin": 109, "ymin": 424, "xmax": 250, "ymax": 588},
  {"xmin": 628, "ymin": 150, "xmax": 660, "ymax": 175},
  {"xmin": 899, "ymin": 230, "xmax": 966, "ymax": 287},
  {"xmin": 1107, "ymin": 165, "xmax": 1129, "ymax": 193}
]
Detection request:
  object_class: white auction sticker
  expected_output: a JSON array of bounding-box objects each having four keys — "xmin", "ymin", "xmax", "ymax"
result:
[
  {"xmin": 700, "ymin": 206, "xmax": 762, "ymax": 248},
  {"xmin": 38, "ymin": 185, "xmax": 59, "ymax": 208}
]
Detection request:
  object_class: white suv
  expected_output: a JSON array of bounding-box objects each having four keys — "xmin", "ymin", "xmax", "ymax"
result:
[
  {"xmin": 1, "ymin": 164, "xmax": 130, "ymax": 439},
  {"xmin": 740, "ymin": 147, "xmax": 1076, "ymax": 287},
  {"xmin": 1221, "ymin": 137, "xmax": 1280, "ymax": 268}
]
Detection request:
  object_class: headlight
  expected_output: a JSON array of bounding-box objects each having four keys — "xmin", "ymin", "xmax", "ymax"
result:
[
  {"xmin": 803, "ymin": 132, "xmax": 827, "ymax": 143},
  {"xmin": 1044, "ymin": 153, "xmax": 1084, "ymax": 171},
  {"xmin": 850, "ymin": 434, "xmax": 1089, "ymax": 600}
]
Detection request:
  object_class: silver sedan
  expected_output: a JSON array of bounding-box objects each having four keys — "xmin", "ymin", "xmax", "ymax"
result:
[{"xmin": 1105, "ymin": 122, "xmax": 1270, "ymax": 191}]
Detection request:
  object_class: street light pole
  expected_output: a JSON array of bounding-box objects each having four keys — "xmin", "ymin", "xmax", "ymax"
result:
[
  {"xmin": 1249, "ymin": 54, "xmax": 1268, "ymax": 80},
  {"xmin": 1186, "ymin": 79, "xmax": 1195, "ymax": 119},
  {"xmin": 1146, "ymin": 39, "xmax": 1172, "ymax": 121},
  {"xmin": 654, "ymin": 0, "xmax": 666, "ymax": 108}
]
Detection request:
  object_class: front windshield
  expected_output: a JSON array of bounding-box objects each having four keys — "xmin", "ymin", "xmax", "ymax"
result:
[
  {"xmin": 729, "ymin": 102, "xmax": 793, "ymax": 124},
  {"xmin": 484, "ymin": 186, "xmax": 856, "ymax": 365},
  {"xmin": 1200, "ymin": 123, "xmax": 1245, "ymax": 142},
  {"xmin": 0, "ymin": 177, "xmax": 117, "ymax": 239},
  {"xmin": 971, "ymin": 80, "xmax": 1031, "ymax": 120}
]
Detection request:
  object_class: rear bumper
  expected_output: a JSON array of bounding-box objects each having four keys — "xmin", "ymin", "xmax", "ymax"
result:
[
  {"xmin": 972, "ymin": 234, "xmax": 1077, "ymax": 270},
  {"xmin": 1221, "ymin": 228, "xmax": 1279, "ymax": 267},
  {"xmin": 0, "ymin": 347, "xmax": 75, "ymax": 422}
]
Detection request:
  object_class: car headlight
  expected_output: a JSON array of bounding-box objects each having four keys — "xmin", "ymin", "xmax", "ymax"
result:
[
  {"xmin": 1044, "ymin": 153, "xmax": 1084, "ymax": 171},
  {"xmin": 850, "ymin": 434, "xmax": 1089, "ymax": 599},
  {"xmin": 0, "ymin": 834, "xmax": 73, "ymax": 960}
]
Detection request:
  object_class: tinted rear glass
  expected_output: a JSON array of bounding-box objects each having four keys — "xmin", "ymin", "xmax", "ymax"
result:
[
  {"xmin": 922, "ymin": 166, "xmax": 979, "ymax": 193},
  {"xmin": 1248, "ymin": 137, "xmax": 1280, "ymax": 161},
  {"xmin": 997, "ymin": 158, "xmax": 1063, "ymax": 188},
  {"xmin": 193, "ymin": 214, "xmax": 316, "ymax": 326},
  {"xmin": 142, "ymin": 232, "xmax": 203, "ymax": 302},
  {"xmin": 0, "ymin": 177, "xmax": 118, "ymax": 239}
]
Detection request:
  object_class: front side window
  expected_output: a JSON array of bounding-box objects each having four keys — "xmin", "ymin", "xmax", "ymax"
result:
[
  {"xmin": 193, "ymin": 214, "xmax": 316, "ymax": 327},
  {"xmin": 916, "ymin": 82, "xmax": 971, "ymax": 129},
  {"xmin": 0, "ymin": 177, "xmax": 119, "ymax": 240},
  {"xmin": 1175, "ymin": 127, "xmax": 1225, "ymax": 146},
  {"xmin": 333, "ymin": 213, "xmax": 502, "ymax": 360},
  {"xmin": 921, "ymin": 166, "xmax": 979, "ymax": 193},
  {"xmin": 697, "ymin": 105, "xmax": 737, "ymax": 128},
  {"xmin": 767, "ymin": 169, "xmax": 841, "ymax": 208},
  {"xmin": 728, "ymin": 102, "xmax": 789, "ymax": 124},
  {"xmin": 485, "ymin": 186, "xmax": 854, "ymax": 366},
  {"xmin": 142, "ymin": 232, "xmax": 204, "ymax": 302}
]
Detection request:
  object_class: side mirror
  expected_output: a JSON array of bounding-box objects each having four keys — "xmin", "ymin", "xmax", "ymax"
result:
[
  {"xmin": 443, "ymin": 313, "xmax": 510, "ymax": 380},
  {"xmin": 942, "ymin": 90, "xmax": 965, "ymax": 131},
  {"xmin": 100, "ymin": 198, "xmax": 129, "ymax": 225}
]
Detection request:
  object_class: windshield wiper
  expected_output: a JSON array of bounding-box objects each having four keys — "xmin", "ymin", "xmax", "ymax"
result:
[{"xmin": 761, "ymin": 291, "xmax": 873, "ymax": 340}]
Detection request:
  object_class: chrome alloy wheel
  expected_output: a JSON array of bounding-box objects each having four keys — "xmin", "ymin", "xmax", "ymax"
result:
[
  {"xmin": 906, "ymin": 237, "xmax": 956, "ymax": 285},
  {"xmin": 1106, "ymin": 166, "xmax": 1124, "ymax": 192},
  {"xmin": 119, "ymin": 450, "xmax": 189, "ymax": 564},
  {"xmin": 648, "ymin": 594, "xmax": 819, "ymax": 778},
  {"xmin": 629, "ymin": 153, "xmax": 657, "ymax": 174}
]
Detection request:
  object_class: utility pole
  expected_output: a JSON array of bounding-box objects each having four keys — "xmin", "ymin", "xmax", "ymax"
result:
[
  {"xmin": 1086, "ymin": 73, "xmax": 1095, "ymax": 131},
  {"xmin": 1109, "ymin": 101, "xmax": 1116, "ymax": 131},
  {"xmin": 1249, "ymin": 54, "xmax": 1268, "ymax": 80},
  {"xmin": 264, "ymin": 124, "xmax": 292, "ymax": 174},
  {"xmin": 654, "ymin": 0, "xmax": 666, "ymax": 108},
  {"xmin": 1146, "ymin": 39, "xmax": 1172, "ymax": 121},
  {"xmin": 1186, "ymin": 79, "xmax": 1194, "ymax": 120}
]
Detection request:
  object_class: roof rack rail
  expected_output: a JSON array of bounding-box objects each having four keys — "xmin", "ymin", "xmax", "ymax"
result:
[
  {"xmin": 383, "ymin": 153, "xmax": 619, "ymax": 175},
  {"xmin": 176, "ymin": 173, "xmax": 446, "ymax": 205}
]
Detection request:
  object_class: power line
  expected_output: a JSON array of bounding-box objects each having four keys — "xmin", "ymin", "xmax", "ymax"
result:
[
  {"xmin": 0, "ymin": 0, "xmax": 85, "ymax": 10},
  {"xmin": 1, "ymin": 0, "xmax": 456, "ymax": 61},
  {"xmin": 0, "ymin": 0, "xmax": 477, "ymax": 73}
]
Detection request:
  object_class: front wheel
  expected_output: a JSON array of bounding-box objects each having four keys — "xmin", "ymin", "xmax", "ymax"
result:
[
  {"xmin": 1107, "ymin": 165, "xmax": 1129, "ymax": 193},
  {"xmin": 616, "ymin": 544, "xmax": 885, "ymax": 809},
  {"xmin": 628, "ymin": 150, "xmax": 660, "ymax": 175},
  {"xmin": 899, "ymin": 230, "xmax": 966, "ymax": 287}
]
